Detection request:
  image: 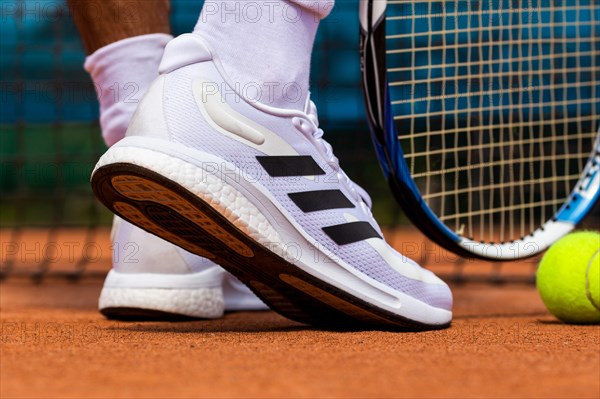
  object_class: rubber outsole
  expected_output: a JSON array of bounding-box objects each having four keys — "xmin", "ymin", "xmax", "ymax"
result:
[
  {"xmin": 91, "ymin": 163, "xmax": 449, "ymax": 330},
  {"xmin": 100, "ymin": 307, "xmax": 201, "ymax": 321}
]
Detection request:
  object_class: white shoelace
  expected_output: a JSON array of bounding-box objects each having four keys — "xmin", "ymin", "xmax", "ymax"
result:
[{"xmin": 292, "ymin": 101, "xmax": 373, "ymax": 215}]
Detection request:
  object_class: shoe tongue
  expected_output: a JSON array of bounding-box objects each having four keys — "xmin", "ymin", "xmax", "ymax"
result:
[
  {"xmin": 303, "ymin": 93, "xmax": 313, "ymax": 114},
  {"xmin": 303, "ymin": 96, "xmax": 320, "ymax": 128}
]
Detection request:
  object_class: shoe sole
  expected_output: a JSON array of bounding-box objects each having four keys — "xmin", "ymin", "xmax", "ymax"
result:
[
  {"xmin": 99, "ymin": 279, "xmax": 224, "ymax": 321},
  {"xmin": 91, "ymin": 161, "xmax": 450, "ymax": 330},
  {"xmin": 98, "ymin": 269, "xmax": 267, "ymax": 319},
  {"xmin": 101, "ymin": 307, "xmax": 201, "ymax": 321}
]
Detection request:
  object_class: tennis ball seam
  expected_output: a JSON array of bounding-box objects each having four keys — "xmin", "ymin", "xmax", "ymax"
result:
[{"xmin": 585, "ymin": 248, "xmax": 600, "ymax": 312}]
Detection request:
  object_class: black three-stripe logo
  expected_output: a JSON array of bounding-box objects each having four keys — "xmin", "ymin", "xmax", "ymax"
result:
[
  {"xmin": 256, "ymin": 155, "xmax": 382, "ymax": 245},
  {"xmin": 288, "ymin": 190, "xmax": 354, "ymax": 213},
  {"xmin": 322, "ymin": 222, "xmax": 382, "ymax": 245},
  {"xmin": 256, "ymin": 156, "xmax": 325, "ymax": 177}
]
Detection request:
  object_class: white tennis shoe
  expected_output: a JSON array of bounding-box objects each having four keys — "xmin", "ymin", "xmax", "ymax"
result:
[
  {"xmin": 91, "ymin": 34, "xmax": 452, "ymax": 329},
  {"xmin": 99, "ymin": 216, "xmax": 267, "ymax": 319}
]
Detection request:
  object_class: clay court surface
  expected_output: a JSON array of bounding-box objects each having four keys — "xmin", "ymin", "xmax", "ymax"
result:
[{"xmin": 1, "ymin": 228, "xmax": 599, "ymax": 398}]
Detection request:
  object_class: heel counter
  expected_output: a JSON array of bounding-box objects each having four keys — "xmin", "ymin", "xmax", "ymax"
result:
[{"xmin": 126, "ymin": 75, "xmax": 170, "ymax": 140}]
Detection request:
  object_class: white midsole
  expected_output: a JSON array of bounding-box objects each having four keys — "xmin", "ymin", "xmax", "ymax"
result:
[
  {"xmin": 99, "ymin": 270, "xmax": 224, "ymax": 318},
  {"xmin": 102, "ymin": 268, "xmax": 223, "ymax": 289},
  {"xmin": 94, "ymin": 136, "xmax": 452, "ymax": 325}
]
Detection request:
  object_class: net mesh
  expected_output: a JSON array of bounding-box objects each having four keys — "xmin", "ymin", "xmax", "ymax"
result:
[
  {"xmin": 387, "ymin": 0, "xmax": 600, "ymax": 244},
  {"xmin": 2, "ymin": 0, "xmax": 595, "ymax": 283}
]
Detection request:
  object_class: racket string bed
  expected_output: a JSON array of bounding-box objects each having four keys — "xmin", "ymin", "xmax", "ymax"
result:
[{"xmin": 385, "ymin": 0, "xmax": 599, "ymax": 250}]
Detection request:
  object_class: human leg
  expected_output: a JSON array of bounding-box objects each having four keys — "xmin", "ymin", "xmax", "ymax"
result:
[{"xmin": 67, "ymin": 0, "xmax": 266, "ymax": 319}]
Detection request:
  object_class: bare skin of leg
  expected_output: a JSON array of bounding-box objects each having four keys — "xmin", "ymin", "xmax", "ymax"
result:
[{"xmin": 67, "ymin": 0, "xmax": 171, "ymax": 54}]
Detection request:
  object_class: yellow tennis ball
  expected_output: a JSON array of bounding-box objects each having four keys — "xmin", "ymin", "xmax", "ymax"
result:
[
  {"xmin": 589, "ymin": 249, "xmax": 600, "ymax": 310},
  {"xmin": 536, "ymin": 231, "xmax": 600, "ymax": 324}
]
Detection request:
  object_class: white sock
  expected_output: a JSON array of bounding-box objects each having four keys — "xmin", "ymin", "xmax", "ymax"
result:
[
  {"xmin": 193, "ymin": 0, "xmax": 334, "ymax": 110},
  {"xmin": 84, "ymin": 33, "xmax": 173, "ymax": 147}
]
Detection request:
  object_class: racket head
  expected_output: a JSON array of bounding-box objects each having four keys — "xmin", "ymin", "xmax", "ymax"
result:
[{"xmin": 360, "ymin": 0, "xmax": 600, "ymax": 260}]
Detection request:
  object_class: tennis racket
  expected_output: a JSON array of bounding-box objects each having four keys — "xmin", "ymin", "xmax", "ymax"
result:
[{"xmin": 360, "ymin": 0, "xmax": 600, "ymax": 260}]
